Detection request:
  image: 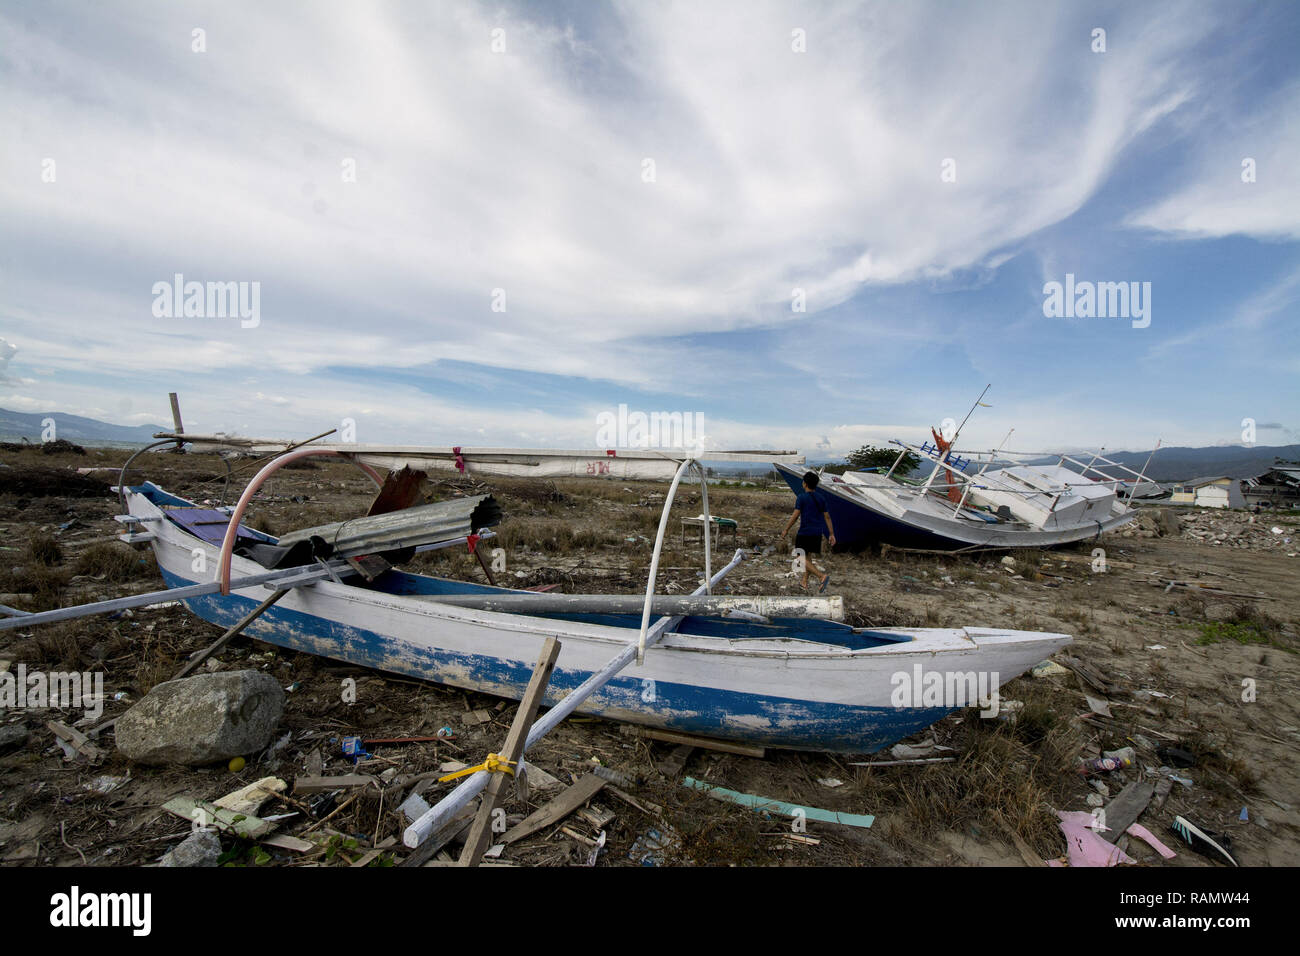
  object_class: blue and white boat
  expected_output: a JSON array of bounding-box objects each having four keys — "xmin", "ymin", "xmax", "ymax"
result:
[{"xmin": 122, "ymin": 477, "xmax": 1070, "ymax": 754}]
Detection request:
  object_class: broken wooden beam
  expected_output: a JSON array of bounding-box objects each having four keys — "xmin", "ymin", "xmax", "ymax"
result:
[
  {"xmin": 458, "ymin": 636, "xmax": 562, "ymax": 867},
  {"xmin": 1099, "ymin": 782, "xmax": 1155, "ymax": 845},
  {"xmin": 501, "ymin": 774, "xmax": 606, "ymax": 845}
]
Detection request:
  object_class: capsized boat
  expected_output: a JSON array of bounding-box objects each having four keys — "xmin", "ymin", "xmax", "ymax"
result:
[{"xmin": 115, "ymin": 472, "xmax": 1070, "ymax": 754}]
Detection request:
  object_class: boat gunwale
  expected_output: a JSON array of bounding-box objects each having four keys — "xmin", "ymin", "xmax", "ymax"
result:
[{"xmin": 130, "ymin": 485, "xmax": 1069, "ymax": 662}]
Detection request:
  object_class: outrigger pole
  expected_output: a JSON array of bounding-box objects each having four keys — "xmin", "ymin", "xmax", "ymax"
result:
[
  {"xmin": 405, "ymin": 454, "xmax": 732, "ymax": 849},
  {"xmin": 404, "ymin": 545, "xmax": 747, "ymax": 849}
]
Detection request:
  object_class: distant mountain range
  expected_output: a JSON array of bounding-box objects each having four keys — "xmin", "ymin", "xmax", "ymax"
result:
[
  {"xmin": 0, "ymin": 407, "xmax": 166, "ymax": 445},
  {"xmin": 1057, "ymin": 445, "xmax": 1300, "ymax": 482},
  {"xmin": 2, "ymin": 407, "xmax": 1295, "ymax": 481}
]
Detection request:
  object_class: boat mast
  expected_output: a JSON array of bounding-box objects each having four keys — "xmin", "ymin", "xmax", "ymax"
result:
[{"xmin": 923, "ymin": 383, "xmax": 990, "ymax": 494}]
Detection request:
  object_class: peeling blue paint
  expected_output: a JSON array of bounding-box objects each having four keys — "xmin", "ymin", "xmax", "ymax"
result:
[{"xmin": 160, "ymin": 568, "xmax": 952, "ymax": 753}]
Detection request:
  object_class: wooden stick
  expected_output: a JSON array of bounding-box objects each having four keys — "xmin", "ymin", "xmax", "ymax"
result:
[
  {"xmin": 621, "ymin": 725, "xmax": 765, "ymax": 758},
  {"xmin": 173, "ymin": 589, "xmax": 288, "ymax": 679},
  {"xmin": 458, "ymin": 637, "xmax": 561, "ymax": 866}
]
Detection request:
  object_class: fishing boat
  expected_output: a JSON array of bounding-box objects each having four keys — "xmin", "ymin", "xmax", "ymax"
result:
[
  {"xmin": 3, "ymin": 438, "xmax": 1071, "ymax": 756},
  {"xmin": 777, "ymin": 389, "xmax": 1159, "ymax": 552}
]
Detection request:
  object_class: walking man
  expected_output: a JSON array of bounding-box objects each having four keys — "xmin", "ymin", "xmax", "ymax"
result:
[{"xmin": 779, "ymin": 471, "xmax": 835, "ymax": 592}]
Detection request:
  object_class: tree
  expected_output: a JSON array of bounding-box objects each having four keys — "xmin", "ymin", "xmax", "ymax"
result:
[{"xmin": 828, "ymin": 444, "xmax": 920, "ymax": 475}]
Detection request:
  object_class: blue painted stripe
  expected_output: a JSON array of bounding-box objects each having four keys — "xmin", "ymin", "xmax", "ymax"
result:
[{"xmin": 160, "ymin": 568, "xmax": 952, "ymax": 753}]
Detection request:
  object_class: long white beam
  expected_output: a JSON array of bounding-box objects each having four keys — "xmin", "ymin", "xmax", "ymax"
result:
[{"xmin": 402, "ymin": 547, "xmax": 747, "ymax": 848}]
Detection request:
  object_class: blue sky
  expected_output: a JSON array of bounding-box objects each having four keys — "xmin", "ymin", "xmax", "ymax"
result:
[{"xmin": 1, "ymin": 1, "xmax": 1297, "ymax": 457}]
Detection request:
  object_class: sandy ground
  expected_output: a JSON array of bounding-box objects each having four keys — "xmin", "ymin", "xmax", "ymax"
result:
[{"xmin": 1, "ymin": 446, "xmax": 1296, "ymax": 867}]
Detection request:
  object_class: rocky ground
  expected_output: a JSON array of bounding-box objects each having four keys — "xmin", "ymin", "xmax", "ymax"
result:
[{"xmin": 1, "ymin": 444, "xmax": 1297, "ymax": 867}]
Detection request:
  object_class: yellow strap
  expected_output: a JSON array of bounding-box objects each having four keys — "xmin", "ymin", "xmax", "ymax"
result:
[{"xmin": 438, "ymin": 752, "xmax": 516, "ymax": 783}]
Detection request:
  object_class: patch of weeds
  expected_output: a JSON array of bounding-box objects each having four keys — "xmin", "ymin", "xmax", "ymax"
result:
[{"xmin": 1196, "ymin": 621, "xmax": 1272, "ymax": 647}]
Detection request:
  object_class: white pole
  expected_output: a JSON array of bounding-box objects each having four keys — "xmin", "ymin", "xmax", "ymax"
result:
[
  {"xmin": 638, "ymin": 459, "xmax": 692, "ymax": 665},
  {"xmin": 402, "ymin": 548, "xmax": 747, "ymax": 849}
]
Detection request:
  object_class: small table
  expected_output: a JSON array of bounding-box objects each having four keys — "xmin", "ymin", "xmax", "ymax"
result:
[{"xmin": 681, "ymin": 515, "xmax": 738, "ymax": 548}]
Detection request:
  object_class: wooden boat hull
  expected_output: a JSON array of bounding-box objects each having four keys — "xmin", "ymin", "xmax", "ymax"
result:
[{"xmin": 131, "ymin": 485, "xmax": 1070, "ymax": 754}]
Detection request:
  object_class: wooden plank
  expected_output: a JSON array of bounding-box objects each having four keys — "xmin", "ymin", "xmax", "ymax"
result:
[
  {"xmin": 293, "ymin": 774, "xmax": 375, "ymax": 794},
  {"xmin": 162, "ymin": 797, "xmax": 276, "ymax": 839},
  {"xmin": 350, "ymin": 835, "xmax": 396, "ymax": 867},
  {"xmin": 606, "ymin": 785, "xmax": 662, "ymax": 818},
  {"xmin": 656, "ymin": 744, "xmax": 695, "ymax": 778},
  {"xmin": 47, "ymin": 720, "xmax": 106, "ymax": 763},
  {"xmin": 458, "ymin": 636, "xmax": 562, "ymax": 867},
  {"xmin": 1099, "ymin": 782, "xmax": 1155, "ymax": 844},
  {"xmin": 261, "ymin": 833, "xmax": 314, "ymax": 853},
  {"xmin": 624, "ymin": 725, "xmax": 765, "ymax": 758},
  {"xmin": 501, "ymin": 774, "xmax": 607, "ymax": 845}
]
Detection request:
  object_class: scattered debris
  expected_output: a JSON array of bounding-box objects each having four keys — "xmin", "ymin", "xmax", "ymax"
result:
[
  {"xmin": 293, "ymin": 774, "xmax": 374, "ymax": 794},
  {"xmin": 502, "ymin": 774, "xmax": 607, "ymax": 845},
  {"xmin": 1053, "ymin": 810, "xmax": 1135, "ymax": 867},
  {"xmin": 629, "ymin": 827, "xmax": 678, "ymax": 866},
  {"xmin": 161, "ymin": 796, "xmax": 276, "ymax": 840},
  {"xmin": 1127, "ymin": 823, "xmax": 1177, "ymax": 859},
  {"xmin": 48, "ymin": 720, "xmax": 106, "ymax": 764},
  {"xmin": 1171, "ymin": 815, "xmax": 1238, "ymax": 867}
]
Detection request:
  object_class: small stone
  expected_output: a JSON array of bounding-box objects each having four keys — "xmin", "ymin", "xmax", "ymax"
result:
[
  {"xmin": 159, "ymin": 828, "xmax": 223, "ymax": 867},
  {"xmin": 0, "ymin": 722, "xmax": 30, "ymax": 753}
]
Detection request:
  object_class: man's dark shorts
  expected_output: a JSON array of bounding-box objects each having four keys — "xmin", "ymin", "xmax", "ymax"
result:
[{"xmin": 795, "ymin": 533, "xmax": 822, "ymax": 555}]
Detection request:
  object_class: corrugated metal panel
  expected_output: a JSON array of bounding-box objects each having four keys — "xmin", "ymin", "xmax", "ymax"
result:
[{"xmin": 276, "ymin": 495, "xmax": 501, "ymax": 556}]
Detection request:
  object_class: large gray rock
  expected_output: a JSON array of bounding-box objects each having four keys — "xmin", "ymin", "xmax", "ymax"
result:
[
  {"xmin": 159, "ymin": 828, "xmax": 223, "ymax": 867},
  {"xmin": 116, "ymin": 670, "xmax": 284, "ymax": 766}
]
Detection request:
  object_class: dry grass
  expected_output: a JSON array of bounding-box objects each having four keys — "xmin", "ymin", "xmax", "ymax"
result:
[
  {"xmin": 72, "ymin": 542, "xmax": 154, "ymax": 582},
  {"xmin": 863, "ymin": 686, "xmax": 1079, "ymax": 856},
  {"xmin": 25, "ymin": 533, "xmax": 62, "ymax": 567}
]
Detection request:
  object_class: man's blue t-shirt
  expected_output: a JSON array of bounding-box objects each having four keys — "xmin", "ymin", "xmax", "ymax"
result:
[{"xmin": 795, "ymin": 490, "xmax": 829, "ymax": 536}]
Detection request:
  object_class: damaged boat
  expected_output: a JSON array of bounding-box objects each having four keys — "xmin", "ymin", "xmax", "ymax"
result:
[
  {"xmin": 777, "ymin": 395, "xmax": 1159, "ymax": 551},
  {"xmin": 4, "ymin": 441, "xmax": 1071, "ymax": 755}
]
